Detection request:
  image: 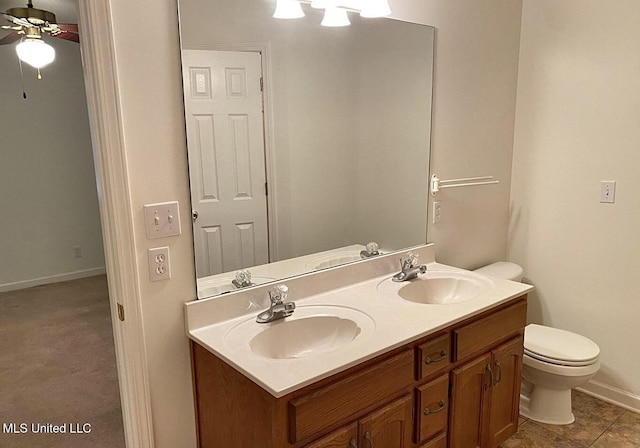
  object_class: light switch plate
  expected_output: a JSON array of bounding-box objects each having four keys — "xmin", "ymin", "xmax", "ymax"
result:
[
  {"xmin": 432, "ymin": 201, "xmax": 442, "ymax": 224},
  {"xmin": 144, "ymin": 201, "xmax": 182, "ymax": 239},
  {"xmin": 600, "ymin": 181, "xmax": 616, "ymax": 204}
]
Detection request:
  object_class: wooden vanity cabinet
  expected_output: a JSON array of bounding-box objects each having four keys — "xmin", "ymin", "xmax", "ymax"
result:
[{"xmin": 190, "ymin": 296, "xmax": 527, "ymax": 448}]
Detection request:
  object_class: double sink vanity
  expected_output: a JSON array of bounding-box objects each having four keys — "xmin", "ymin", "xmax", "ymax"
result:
[{"xmin": 185, "ymin": 244, "xmax": 533, "ymax": 448}]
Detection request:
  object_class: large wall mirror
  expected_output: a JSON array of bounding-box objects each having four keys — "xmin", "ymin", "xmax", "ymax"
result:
[{"xmin": 178, "ymin": 0, "xmax": 435, "ymax": 299}]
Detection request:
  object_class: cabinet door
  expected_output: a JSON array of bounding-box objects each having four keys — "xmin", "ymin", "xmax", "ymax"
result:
[
  {"xmin": 416, "ymin": 374, "xmax": 449, "ymax": 444},
  {"xmin": 448, "ymin": 353, "xmax": 492, "ymax": 448},
  {"xmin": 358, "ymin": 394, "xmax": 413, "ymax": 448},
  {"xmin": 304, "ymin": 423, "xmax": 358, "ymax": 448},
  {"xmin": 486, "ymin": 337, "xmax": 523, "ymax": 447}
]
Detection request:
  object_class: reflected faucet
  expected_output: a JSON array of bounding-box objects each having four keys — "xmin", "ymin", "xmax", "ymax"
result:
[
  {"xmin": 392, "ymin": 252, "xmax": 427, "ymax": 282},
  {"xmin": 256, "ymin": 284, "xmax": 296, "ymax": 324},
  {"xmin": 360, "ymin": 242, "xmax": 381, "ymax": 259},
  {"xmin": 232, "ymin": 269, "xmax": 254, "ymax": 289}
]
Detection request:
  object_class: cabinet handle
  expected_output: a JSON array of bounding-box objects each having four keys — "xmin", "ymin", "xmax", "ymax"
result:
[
  {"xmin": 349, "ymin": 438, "xmax": 358, "ymax": 448},
  {"xmin": 494, "ymin": 361, "xmax": 503, "ymax": 385},
  {"xmin": 424, "ymin": 350, "xmax": 447, "ymax": 365},
  {"xmin": 423, "ymin": 399, "xmax": 446, "ymax": 415},
  {"xmin": 364, "ymin": 431, "xmax": 373, "ymax": 448},
  {"xmin": 484, "ymin": 363, "xmax": 494, "ymax": 390}
]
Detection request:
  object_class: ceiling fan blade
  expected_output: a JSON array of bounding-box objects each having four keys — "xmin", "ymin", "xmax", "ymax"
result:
[
  {"xmin": 57, "ymin": 23, "xmax": 79, "ymax": 34},
  {"xmin": 2, "ymin": 12, "xmax": 30, "ymax": 28},
  {"xmin": 0, "ymin": 31, "xmax": 21, "ymax": 45},
  {"xmin": 52, "ymin": 23, "xmax": 79, "ymax": 43},
  {"xmin": 52, "ymin": 31, "xmax": 79, "ymax": 43}
]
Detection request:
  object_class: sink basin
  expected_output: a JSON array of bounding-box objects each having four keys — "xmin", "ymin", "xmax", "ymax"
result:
[
  {"xmin": 224, "ymin": 306, "xmax": 375, "ymax": 360},
  {"xmin": 197, "ymin": 276, "xmax": 276, "ymax": 298},
  {"xmin": 377, "ymin": 270, "xmax": 494, "ymax": 305}
]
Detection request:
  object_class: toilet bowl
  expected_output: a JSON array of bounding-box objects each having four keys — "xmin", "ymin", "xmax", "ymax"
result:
[{"xmin": 474, "ymin": 262, "xmax": 600, "ymax": 425}]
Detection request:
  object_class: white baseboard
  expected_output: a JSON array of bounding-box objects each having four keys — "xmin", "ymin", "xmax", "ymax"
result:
[
  {"xmin": 0, "ymin": 267, "xmax": 107, "ymax": 293},
  {"xmin": 577, "ymin": 380, "xmax": 640, "ymax": 414}
]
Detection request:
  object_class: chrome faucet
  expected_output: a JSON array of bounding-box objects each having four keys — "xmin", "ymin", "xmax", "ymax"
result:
[
  {"xmin": 360, "ymin": 241, "xmax": 381, "ymax": 259},
  {"xmin": 256, "ymin": 284, "xmax": 296, "ymax": 324},
  {"xmin": 392, "ymin": 252, "xmax": 427, "ymax": 282},
  {"xmin": 232, "ymin": 269, "xmax": 254, "ymax": 289}
]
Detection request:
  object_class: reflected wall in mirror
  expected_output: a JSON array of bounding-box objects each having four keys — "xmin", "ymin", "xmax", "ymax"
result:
[{"xmin": 178, "ymin": 0, "xmax": 434, "ymax": 298}]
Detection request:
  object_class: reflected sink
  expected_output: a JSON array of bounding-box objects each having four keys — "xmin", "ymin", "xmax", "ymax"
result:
[
  {"xmin": 377, "ymin": 270, "xmax": 494, "ymax": 305},
  {"xmin": 197, "ymin": 276, "xmax": 276, "ymax": 298},
  {"xmin": 305, "ymin": 251, "xmax": 362, "ymax": 270},
  {"xmin": 224, "ymin": 306, "xmax": 375, "ymax": 360}
]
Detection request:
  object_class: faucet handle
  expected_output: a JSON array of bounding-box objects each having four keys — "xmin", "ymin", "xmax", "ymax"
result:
[
  {"xmin": 268, "ymin": 284, "xmax": 288, "ymax": 305},
  {"xmin": 365, "ymin": 242, "xmax": 379, "ymax": 255},
  {"xmin": 400, "ymin": 252, "xmax": 418, "ymax": 270},
  {"xmin": 235, "ymin": 269, "xmax": 252, "ymax": 285}
]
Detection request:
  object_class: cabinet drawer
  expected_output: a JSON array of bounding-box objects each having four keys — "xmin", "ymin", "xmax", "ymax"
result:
[
  {"xmin": 303, "ymin": 422, "xmax": 357, "ymax": 448},
  {"xmin": 418, "ymin": 432, "xmax": 447, "ymax": 448},
  {"xmin": 416, "ymin": 333, "xmax": 450, "ymax": 380},
  {"xmin": 289, "ymin": 350, "xmax": 413, "ymax": 444},
  {"xmin": 453, "ymin": 300, "xmax": 526, "ymax": 362},
  {"xmin": 415, "ymin": 374, "xmax": 449, "ymax": 444}
]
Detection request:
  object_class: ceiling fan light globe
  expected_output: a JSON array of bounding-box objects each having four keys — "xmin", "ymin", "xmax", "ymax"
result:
[{"xmin": 16, "ymin": 38, "xmax": 55, "ymax": 69}]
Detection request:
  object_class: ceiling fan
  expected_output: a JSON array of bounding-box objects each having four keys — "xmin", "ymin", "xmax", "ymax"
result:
[{"xmin": 1, "ymin": 0, "xmax": 79, "ymax": 76}]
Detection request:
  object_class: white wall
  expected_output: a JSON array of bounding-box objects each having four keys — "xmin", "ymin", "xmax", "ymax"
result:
[
  {"xmin": 510, "ymin": 0, "xmax": 640, "ymax": 405},
  {"xmin": 103, "ymin": 0, "xmax": 523, "ymax": 445},
  {"xmin": 0, "ymin": 37, "xmax": 105, "ymax": 290},
  {"xmin": 392, "ymin": 1, "xmax": 523, "ymax": 269}
]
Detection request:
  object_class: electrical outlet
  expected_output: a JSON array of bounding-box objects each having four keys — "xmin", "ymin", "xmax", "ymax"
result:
[
  {"xmin": 144, "ymin": 201, "xmax": 182, "ymax": 239},
  {"xmin": 148, "ymin": 247, "xmax": 171, "ymax": 281},
  {"xmin": 73, "ymin": 246, "xmax": 83, "ymax": 258},
  {"xmin": 433, "ymin": 201, "xmax": 442, "ymax": 224},
  {"xmin": 600, "ymin": 181, "xmax": 616, "ymax": 203}
]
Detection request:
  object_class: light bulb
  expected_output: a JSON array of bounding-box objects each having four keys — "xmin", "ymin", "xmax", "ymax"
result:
[
  {"xmin": 360, "ymin": 0, "xmax": 391, "ymax": 18},
  {"xmin": 273, "ymin": 0, "xmax": 305, "ymax": 19},
  {"xmin": 321, "ymin": 6, "xmax": 350, "ymax": 26},
  {"xmin": 16, "ymin": 38, "xmax": 55, "ymax": 69}
]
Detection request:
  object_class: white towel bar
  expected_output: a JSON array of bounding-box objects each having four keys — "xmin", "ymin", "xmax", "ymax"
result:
[{"xmin": 430, "ymin": 174, "xmax": 499, "ymax": 196}]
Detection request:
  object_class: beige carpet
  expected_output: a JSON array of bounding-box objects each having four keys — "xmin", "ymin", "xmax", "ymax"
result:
[{"xmin": 0, "ymin": 275, "xmax": 125, "ymax": 448}]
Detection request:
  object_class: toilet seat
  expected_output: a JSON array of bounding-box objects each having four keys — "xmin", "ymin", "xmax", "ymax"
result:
[{"xmin": 524, "ymin": 324, "xmax": 599, "ymax": 367}]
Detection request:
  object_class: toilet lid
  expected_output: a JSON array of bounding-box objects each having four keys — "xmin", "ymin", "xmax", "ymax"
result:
[{"xmin": 524, "ymin": 324, "xmax": 600, "ymax": 366}]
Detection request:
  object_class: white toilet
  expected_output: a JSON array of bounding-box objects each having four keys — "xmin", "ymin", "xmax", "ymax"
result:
[{"xmin": 474, "ymin": 262, "xmax": 600, "ymax": 425}]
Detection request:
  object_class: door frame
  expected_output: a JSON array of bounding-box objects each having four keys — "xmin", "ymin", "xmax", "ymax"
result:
[
  {"xmin": 184, "ymin": 42, "xmax": 280, "ymax": 263},
  {"xmin": 77, "ymin": 1, "xmax": 155, "ymax": 447}
]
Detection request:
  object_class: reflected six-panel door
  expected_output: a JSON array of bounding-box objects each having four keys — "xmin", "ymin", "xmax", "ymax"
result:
[{"xmin": 182, "ymin": 50, "xmax": 269, "ymax": 277}]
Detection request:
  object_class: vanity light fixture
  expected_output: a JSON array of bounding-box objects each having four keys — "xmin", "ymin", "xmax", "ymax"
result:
[
  {"xmin": 320, "ymin": 6, "xmax": 350, "ymax": 27},
  {"xmin": 273, "ymin": 0, "xmax": 392, "ymax": 26},
  {"xmin": 273, "ymin": 0, "xmax": 305, "ymax": 19}
]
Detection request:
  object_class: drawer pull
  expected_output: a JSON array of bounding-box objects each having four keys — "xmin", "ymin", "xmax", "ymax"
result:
[
  {"xmin": 364, "ymin": 431, "xmax": 373, "ymax": 447},
  {"xmin": 425, "ymin": 350, "xmax": 447, "ymax": 365},
  {"xmin": 485, "ymin": 363, "xmax": 494, "ymax": 390},
  {"xmin": 494, "ymin": 360, "xmax": 503, "ymax": 385},
  {"xmin": 349, "ymin": 438, "xmax": 358, "ymax": 448},
  {"xmin": 423, "ymin": 400, "xmax": 446, "ymax": 415}
]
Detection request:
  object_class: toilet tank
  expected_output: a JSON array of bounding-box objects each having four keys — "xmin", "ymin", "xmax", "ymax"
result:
[{"xmin": 474, "ymin": 261, "xmax": 523, "ymax": 282}]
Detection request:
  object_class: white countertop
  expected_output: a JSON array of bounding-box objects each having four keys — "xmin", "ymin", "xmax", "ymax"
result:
[{"xmin": 185, "ymin": 245, "xmax": 533, "ymax": 398}]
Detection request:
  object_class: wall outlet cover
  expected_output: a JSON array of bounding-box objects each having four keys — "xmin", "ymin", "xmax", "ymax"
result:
[{"xmin": 148, "ymin": 246, "xmax": 171, "ymax": 281}]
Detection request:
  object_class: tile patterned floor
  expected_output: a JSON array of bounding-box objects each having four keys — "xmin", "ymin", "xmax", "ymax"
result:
[{"xmin": 501, "ymin": 390, "xmax": 640, "ymax": 447}]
